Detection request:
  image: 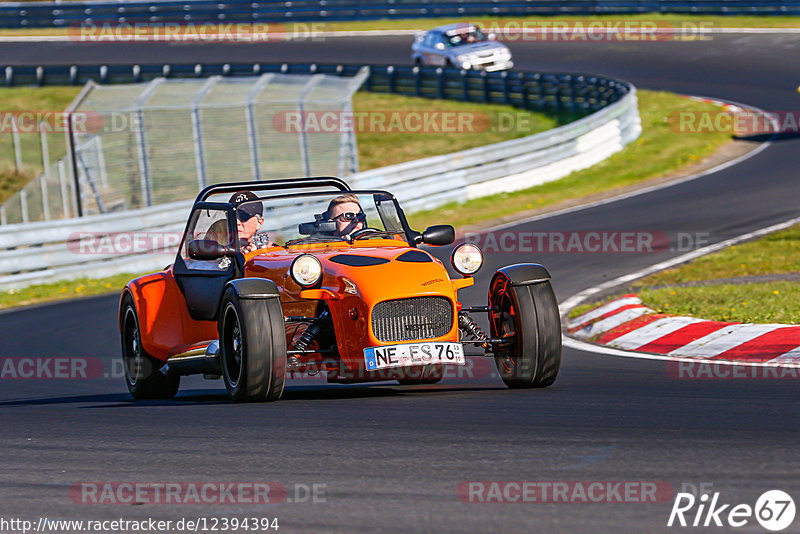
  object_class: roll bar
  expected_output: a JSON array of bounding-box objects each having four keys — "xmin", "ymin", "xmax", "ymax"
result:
[{"xmin": 195, "ymin": 176, "xmax": 351, "ymax": 203}]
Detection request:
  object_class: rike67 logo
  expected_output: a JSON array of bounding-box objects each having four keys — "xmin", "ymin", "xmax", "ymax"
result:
[{"xmin": 668, "ymin": 490, "xmax": 796, "ymax": 531}]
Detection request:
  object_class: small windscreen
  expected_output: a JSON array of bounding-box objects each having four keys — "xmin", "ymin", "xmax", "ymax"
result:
[{"xmin": 213, "ymin": 191, "xmax": 409, "ymax": 248}]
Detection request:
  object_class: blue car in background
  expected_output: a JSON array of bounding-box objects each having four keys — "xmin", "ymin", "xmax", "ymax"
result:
[{"xmin": 411, "ymin": 23, "xmax": 514, "ymax": 72}]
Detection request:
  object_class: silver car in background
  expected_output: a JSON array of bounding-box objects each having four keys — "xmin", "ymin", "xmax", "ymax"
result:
[{"xmin": 411, "ymin": 23, "xmax": 513, "ymax": 72}]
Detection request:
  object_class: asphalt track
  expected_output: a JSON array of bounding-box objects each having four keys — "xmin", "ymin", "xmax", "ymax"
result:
[{"xmin": 2, "ymin": 34, "xmax": 800, "ymax": 533}]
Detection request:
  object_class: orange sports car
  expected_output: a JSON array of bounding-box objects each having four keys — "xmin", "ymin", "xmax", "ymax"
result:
[{"xmin": 119, "ymin": 178, "xmax": 561, "ymax": 402}]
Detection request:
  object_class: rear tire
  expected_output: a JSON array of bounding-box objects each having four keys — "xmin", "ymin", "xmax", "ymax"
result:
[
  {"xmin": 120, "ymin": 294, "xmax": 180, "ymax": 399},
  {"xmin": 219, "ymin": 287, "xmax": 286, "ymax": 402},
  {"xmin": 489, "ymin": 273, "xmax": 561, "ymax": 389}
]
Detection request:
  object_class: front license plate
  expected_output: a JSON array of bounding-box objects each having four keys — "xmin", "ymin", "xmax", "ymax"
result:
[{"xmin": 364, "ymin": 342, "xmax": 465, "ymax": 371}]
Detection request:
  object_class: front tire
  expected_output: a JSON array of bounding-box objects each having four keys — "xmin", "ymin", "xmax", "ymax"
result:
[
  {"xmin": 489, "ymin": 273, "xmax": 561, "ymax": 388},
  {"xmin": 120, "ymin": 294, "xmax": 180, "ymax": 399},
  {"xmin": 219, "ymin": 287, "xmax": 286, "ymax": 402}
]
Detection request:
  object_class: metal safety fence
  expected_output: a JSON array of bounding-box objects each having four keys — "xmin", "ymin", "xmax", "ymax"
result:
[
  {"xmin": 0, "ymin": 1, "xmax": 798, "ymax": 28},
  {"xmin": 0, "ymin": 67, "xmax": 368, "ymax": 224}
]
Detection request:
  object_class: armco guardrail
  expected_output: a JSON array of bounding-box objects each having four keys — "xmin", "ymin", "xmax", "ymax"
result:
[
  {"xmin": 2, "ymin": 63, "xmax": 627, "ymax": 116},
  {"xmin": 0, "ymin": 1, "xmax": 798, "ymax": 28},
  {"xmin": 0, "ymin": 63, "xmax": 640, "ymax": 289}
]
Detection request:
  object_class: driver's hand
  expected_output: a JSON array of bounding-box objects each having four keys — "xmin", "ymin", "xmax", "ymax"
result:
[{"xmin": 241, "ymin": 243, "xmax": 257, "ymax": 254}]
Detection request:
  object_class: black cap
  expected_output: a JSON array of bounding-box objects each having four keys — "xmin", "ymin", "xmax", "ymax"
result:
[{"xmin": 230, "ymin": 190, "xmax": 263, "ymax": 221}]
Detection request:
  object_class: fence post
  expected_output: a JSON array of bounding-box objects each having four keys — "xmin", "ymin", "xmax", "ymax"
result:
[
  {"xmin": 134, "ymin": 109, "xmax": 152, "ymax": 207},
  {"xmin": 19, "ymin": 189, "xmax": 28, "ymax": 223},
  {"xmin": 244, "ymin": 73, "xmax": 275, "ymax": 181},
  {"xmin": 39, "ymin": 172, "xmax": 50, "ymax": 221},
  {"xmin": 131, "ymin": 78, "xmax": 164, "ymax": 207},
  {"xmin": 11, "ymin": 115, "xmax": 22, "ymax": 173},
  {"xmin": 296, "ymin": 74, "xmax": 325, "ymax": 177},
  {"xmin": 66, "ymin": 112, "xmax": 83, "ymax": 217},
  {"xmin": 436, "ymin": 67, "xmax": 445, "ymax": 99},
  {"xmin": 94, "ymin": 136, "xmax": 108, "ymax": 188},
  {"xmin": 190, "ymin": 76, "xmax": 218, "ymax": 189},
  {"xmin": 387, "ymin": 65, "xmax": 395, "ymax": 93},
  {"xmin": 58, "ymin": 159, "xmax": 71, "ymax": 218}
]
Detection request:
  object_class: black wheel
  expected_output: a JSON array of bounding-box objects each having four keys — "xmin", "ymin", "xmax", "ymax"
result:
[
  {"xmin": 397, "ymin": 364, "xmax": 444, "ymax": 385},
  {"xmin": 120, "ymin": 293, "xmax": 180, "ymax": 399},
  {"xmin": 414, "ymin": 56, "xmax": 423, "ymax": 67},
  {"xmin": 219, "ymin": 287, "xmax": 286, "ymax": 402},
  {"xmin": 488, "ymin": 273, "xmax": 561, "ymax": 388}
]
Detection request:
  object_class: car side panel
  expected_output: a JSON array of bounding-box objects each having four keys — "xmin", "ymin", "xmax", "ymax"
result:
[{"xmin": 124, "ymin": 268, "xmax": 217, "ymax": 360}]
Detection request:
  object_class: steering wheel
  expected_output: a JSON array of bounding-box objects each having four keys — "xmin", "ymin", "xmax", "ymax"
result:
[{"xmin": 349, "ymin": 228, "xmax": 388, "ymax": 240}]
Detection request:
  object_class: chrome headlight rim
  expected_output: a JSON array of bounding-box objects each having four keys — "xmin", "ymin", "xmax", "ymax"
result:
[
  {"xmin": 290, "ymin": 254, "xmax": 323, "ymax": 287},
  {"xmin": 451, "ymin": 243, "xmax": 484, "ymax": 276}
]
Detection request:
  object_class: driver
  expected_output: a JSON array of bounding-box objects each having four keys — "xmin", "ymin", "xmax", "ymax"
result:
[
  {"xmin": 325, "ymin": 193, "xmax": 365, "ymax": 239},
  {"xmin": 207, "ymin": 190, "xmax": 267, "ymax": 253}
]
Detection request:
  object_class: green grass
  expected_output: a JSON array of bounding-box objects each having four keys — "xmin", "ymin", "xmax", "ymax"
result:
[
  {"xmin": 353, "ymin": 92, "xmax": 578, "ymax": 170},
  {"xmin": 633, "ymin": 222, "xmax": 800, "ymax": 324},
  {"xmin": 5, "ymin": 14, "xmax": 800, "ymax": 36},
  {"xmin": 571, "ymin": 223, "xmax": 800, "ymax": 324},
  {"xmin": 638, "ymin": 283, "xmax": 800, "ymax": 324},
  {"xmin": 635, "ymin": 224, "xmax": 800, "ymax": 287},
  {"xmin": 0, "ymin": 273, "xmax": 137, "ymax": 310},
  {"xmin": 406, "ymin": 89, "xmax": 733, "ymax": 229},
  {"xmin": 0, "ymin": 86, "xmax": 81, "ymax": 204}
]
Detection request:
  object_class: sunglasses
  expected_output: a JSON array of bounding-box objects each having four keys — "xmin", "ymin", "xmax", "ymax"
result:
[
  {"xmin": 236, "ymin": 209, "xmax": 262, "ymax": 223},
  {"xmin": 333, "ymin": 211, "xmax": 366, "ymax": 222}
]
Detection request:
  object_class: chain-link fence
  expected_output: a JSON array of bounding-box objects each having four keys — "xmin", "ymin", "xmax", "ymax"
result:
[{"xmin": 0, "ymin": 68, "xmax": 368, "ymax": 223}]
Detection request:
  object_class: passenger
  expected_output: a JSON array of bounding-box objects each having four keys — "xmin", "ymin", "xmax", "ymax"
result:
[
  {"xmin": 206, "ymin": 190, "xmax": 267, "ymax": 253},
  {"xmin": 325, "ymin": 193, "xmax": 366, "ymax": 239}
]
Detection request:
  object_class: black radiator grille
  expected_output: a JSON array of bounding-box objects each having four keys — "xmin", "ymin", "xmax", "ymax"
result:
[{"xmin": 371, "ymin": 297, "xmax": 453, "ymax": 342}]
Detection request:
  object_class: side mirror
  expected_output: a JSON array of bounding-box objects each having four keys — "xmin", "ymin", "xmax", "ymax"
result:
[
  {"xmin": 488, "ymin": 32, "xmax": 497, "ymax": 41},
  {"xmin": 188, "ymin": 239, "xmax": 233, "ymax": 260},
  {"xmin": 418, "ymin": 225, "xmax": 455, "ymax": 246}
]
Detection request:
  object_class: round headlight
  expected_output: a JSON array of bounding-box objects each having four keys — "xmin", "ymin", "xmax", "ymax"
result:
[
  {"xmin": 451, "ymin": 243, "xmax": 483, "ymax": 276},
  {"xmin": 291, "ymin": 254, "xmax": 322, "ymax": 287}
]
